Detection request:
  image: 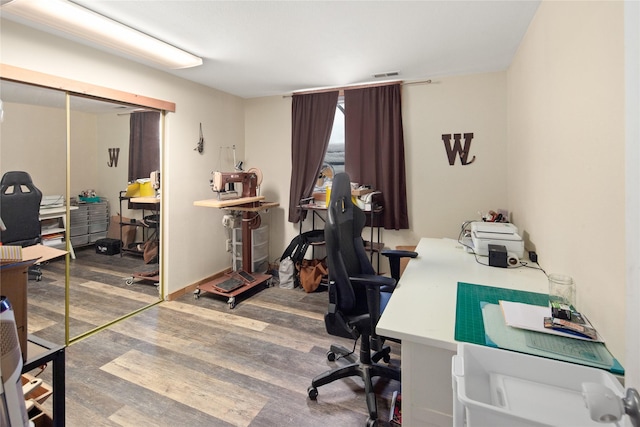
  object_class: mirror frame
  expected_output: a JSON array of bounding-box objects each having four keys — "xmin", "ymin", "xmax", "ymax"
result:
[{"xmin": 1, "ymin": 63, "xmax": 173, "ymax": 345}]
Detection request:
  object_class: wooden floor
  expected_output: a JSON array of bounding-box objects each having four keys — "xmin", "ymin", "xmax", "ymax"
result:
[{"xmin": 26, "ymin": 247, "xmax": 401, "ymax": 427}]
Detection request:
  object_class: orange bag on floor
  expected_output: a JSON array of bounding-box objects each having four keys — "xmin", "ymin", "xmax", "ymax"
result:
[{"xmin": 297, "ymin": 258, "xmax": 328, "ymax": 293}]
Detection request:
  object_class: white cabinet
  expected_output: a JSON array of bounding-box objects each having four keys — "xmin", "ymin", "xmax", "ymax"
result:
[{"xmin": 232, "ymin": 225, "xmax": 269, "ymax": 273}]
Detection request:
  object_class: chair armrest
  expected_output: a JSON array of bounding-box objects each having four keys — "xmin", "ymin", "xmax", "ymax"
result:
[
  {"xmin": 350, "ymin": 274, "xmax": 396, "ymax": 332},
  {"xmin": 350, "ymin": 274, "xmax": 396, "ymax": 288},
  {"xmin": 380, "ymin": 249, "xmax": 418, "ymax": 259},
  {"xmin": 380, "ymin": 249, "xmax": 418, "ymax": 280}
]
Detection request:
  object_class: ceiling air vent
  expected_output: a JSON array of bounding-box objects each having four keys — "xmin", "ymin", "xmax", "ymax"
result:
[{"xmin": 372, "ymin": 71, "xmax": 400, "ymax": 78}]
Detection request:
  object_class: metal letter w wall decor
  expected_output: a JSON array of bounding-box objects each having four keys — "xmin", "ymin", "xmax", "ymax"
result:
[
  {"xmin": 442, "ymin": 133, "xmax": 475, "ymax": 165},
  {"xmin": 107, "ymin": 148, "xmax": 120, "ymax": 167}
]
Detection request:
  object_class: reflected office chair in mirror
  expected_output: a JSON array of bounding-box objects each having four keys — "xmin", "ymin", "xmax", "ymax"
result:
[
  {"xmin": 0, "ymin": 171, "xmax": 44, "ymax": 281},
  {"xmin": 307, "ymin": 172, "xmax": 415, "ymax": 427}
]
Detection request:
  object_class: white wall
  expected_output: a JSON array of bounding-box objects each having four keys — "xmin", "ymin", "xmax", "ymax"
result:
[
  {"xmin": 94, "ymin": 112, "xmax": 132, "ymax": 215},
  {"xmin": 0, "ymin": 102, "xmax": 67, "ymax": 195},
  {"xmin": 0, "ymin": 102, "xmax": 104, "ymax": 199},
  {"xmin": 245, "ymin": 72, "xmax": 509, "ymax": 272},
  {"xmin": 0, "ymin": 19, "xmax": 246, "ymax": 296},
  {"xmin": 243, "ymin": 96, "xmax": 292, "ymax": 261},
  {"xmin": 401, "ymin": 73, "xmax": 508, "ymax": 241},
  {"xmin": 507, "ymin": 1, "xmax": 626, "ymax": 364}
]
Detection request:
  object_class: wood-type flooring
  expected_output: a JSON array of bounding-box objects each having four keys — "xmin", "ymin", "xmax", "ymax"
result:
[{"xmin": 25, "ymin": 247, "xmax": 401, "ymax": 426}]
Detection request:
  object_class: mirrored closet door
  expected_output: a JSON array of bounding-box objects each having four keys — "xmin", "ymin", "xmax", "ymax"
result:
[
  {"xmin": 1, "ymin": 80, "xmax": 68, "ymax": 344},
  {"xmin": 0, "ymin": 77, "xmax": 165, "ymax": 344}
]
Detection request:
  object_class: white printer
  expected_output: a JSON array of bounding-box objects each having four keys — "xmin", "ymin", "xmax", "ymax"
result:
[{"xmin": 470, "ymin": 221, "xmax": 524, "ymax": 258}]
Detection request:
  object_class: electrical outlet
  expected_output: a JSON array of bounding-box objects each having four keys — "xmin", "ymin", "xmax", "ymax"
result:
[{"xmin": 225, "ymin": 239, "xmax": 232, "ymax": 252}]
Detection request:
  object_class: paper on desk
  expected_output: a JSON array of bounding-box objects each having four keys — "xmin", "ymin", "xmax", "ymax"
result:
[
  {"xmin": 482, "ymin": 302, "xmax": 615, "ymax": 371},
  {"xmin": 499, "ymin": 300, "xmax": 604, "ymax": 342}
]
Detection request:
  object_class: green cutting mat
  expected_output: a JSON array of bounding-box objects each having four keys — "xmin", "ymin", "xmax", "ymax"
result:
[
  {"xmin": 455, "ymin": 282, "xmax": 551, "ymax": 345},
  {"xmin": 455, "ymin": 281, "xmax": 624, "ymax": 375}
]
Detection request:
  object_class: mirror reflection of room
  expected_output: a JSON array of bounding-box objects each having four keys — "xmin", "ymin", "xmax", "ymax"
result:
[
  {"xmin": 0, "ymin": 80, "xmax": 163, "ymax": 344},
  {"xmin": 0, "ymin": 81, "xmax": 67, "ymax": 344},
  {"xmin": 66, "ymin": 96, "xmax": 163, "ymax": 340}
]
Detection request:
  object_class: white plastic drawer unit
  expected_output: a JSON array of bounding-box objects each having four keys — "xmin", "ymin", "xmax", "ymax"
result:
[
  {"xmin": 251, "ymin": 225, "xmax": 269, "ymax": 246},
  {"xmin": 88, "ymin": 202, "xmax": 109, "ymax": 222},
  {"xmin": 69, "ymin": 225, "xmax": 89, "ymax": 237},
  {"xmin": 233, "ymin": 225, "xmax": 269, "ymax": 244},
  {"xmin": 233, "ymin": 258, "xmax": 269, "ymax": 274},
  {"xmin": 232, "ymin": 225, "xmax": 270, "ymax": 273},
  {"xmin": 89, "ymin": 231, "xmax": 107, "ymax": 243},
  {"xmin": 70, "ymin": 204, "xmax": 88, "ymax": 221},
  {"xmin": 70, "ymin": 234, "xmax": 89, "ymax": 246},
  {"xmin": 88, "ymin": 221, "xmax": 108, "ymax": 233},
  {"xmin": 452, "ymin": 343, "xmax": 626, "ymax": 427}
]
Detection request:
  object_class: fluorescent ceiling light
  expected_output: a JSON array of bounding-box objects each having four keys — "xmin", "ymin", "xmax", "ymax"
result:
[{"xmin": 1, "ymin": 0, "xmax": 203, "ymax": 69}]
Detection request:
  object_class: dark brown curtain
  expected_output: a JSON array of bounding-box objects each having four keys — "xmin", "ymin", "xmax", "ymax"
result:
[
  {"xmin": 288, "ymin": 91, "xmax": 339, "ymax": 223},
  {"xmin": 129, "ymin": 111, "xmax": 160, "ymax": 182},
  {"xmin": 344, "ymin": 84, "xmax": 409, "ymax": 230}
]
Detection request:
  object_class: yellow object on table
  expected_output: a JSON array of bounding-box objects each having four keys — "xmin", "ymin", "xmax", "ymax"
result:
[{"xmin": 125, "ymin": 181, "xmax": 154, "ymax": 197}]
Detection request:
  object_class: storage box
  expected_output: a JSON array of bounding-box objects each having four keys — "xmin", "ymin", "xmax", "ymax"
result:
[
  {"xmin": 79, "ymin": 196, "xmax": 101, "ymax": 203},
  {"xmin": 452, "ymin": 343, "xmax": 625, "ymax": 426},
  {"xmin": 95, "ymin": 238, "xmax": 122, "ymax": 255},
  {"xmin": 125, "ymin": 181, "xmax": 155, "ymax": 197}
]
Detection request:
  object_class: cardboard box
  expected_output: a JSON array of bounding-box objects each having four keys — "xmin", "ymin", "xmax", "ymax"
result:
[
  {"xmin": 107, "ymin": 215, "xmax": 137, "ymax": 248},
  {"xmin": 351, "ymin": 188, "xmax": 374, "ymax": 196}
]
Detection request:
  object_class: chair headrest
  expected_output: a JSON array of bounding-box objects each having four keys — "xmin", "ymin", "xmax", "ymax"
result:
[
  {"xmin": 1, "ymin": 171, "xmax": 34, "ymax": 187},
  {"xmin": 331, "ymin": 172, "xmax": 352, "ymax": 203}
]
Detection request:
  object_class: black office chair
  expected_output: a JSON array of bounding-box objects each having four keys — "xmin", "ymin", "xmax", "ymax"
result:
[
  {"xmin": 0, "ymin": 171, "xmax": 44, "ymax": 281},
  {"xmin": 307, "ymin": 172, "xmax": 416, "ymax": 427}
]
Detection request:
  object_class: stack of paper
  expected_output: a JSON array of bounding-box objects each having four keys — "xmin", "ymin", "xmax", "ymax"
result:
[{"xmin": 499, "ymin": 300, "xmax": 604, "ymax": 342}]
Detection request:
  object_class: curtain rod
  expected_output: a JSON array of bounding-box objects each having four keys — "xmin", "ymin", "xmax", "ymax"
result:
[{"xmin": 283, "ymin": 79, "xmax": 432, "ymax": 98}]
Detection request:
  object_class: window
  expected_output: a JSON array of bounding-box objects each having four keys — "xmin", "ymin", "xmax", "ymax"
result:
[{"xmin": 323, "ymin": 97, "xmax": 345, "ymax": 174}]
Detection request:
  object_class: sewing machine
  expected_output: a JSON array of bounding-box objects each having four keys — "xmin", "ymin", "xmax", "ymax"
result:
[{"xmin": 210, "ymin": 171, "xmax": 258, "ymax": 200}]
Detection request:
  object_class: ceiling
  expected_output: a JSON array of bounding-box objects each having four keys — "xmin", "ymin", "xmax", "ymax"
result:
[{"xmin": 1, "ymin": 0, "xmax": 541, "ymax": 100}]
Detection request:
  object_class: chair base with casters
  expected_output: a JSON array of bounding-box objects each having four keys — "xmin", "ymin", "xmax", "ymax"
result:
[
  {"xmin": 308, "ymin": 326, "xmax": 400, "ymax": 427},
  {"xmin": 308, "ymin": 274, "xmax": 401, "ymax": 427},
  {"xmin": 28, "ymin": 264, "xmax": 43, "ymax": 281}
]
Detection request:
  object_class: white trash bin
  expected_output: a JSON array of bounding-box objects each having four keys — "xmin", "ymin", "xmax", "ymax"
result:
[{"xmin": 452, "ymin": 343, "xmax": 626, "ymax": 426}]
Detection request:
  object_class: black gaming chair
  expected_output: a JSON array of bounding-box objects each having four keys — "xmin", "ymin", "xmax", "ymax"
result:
[
  {"xmin": 307, "ymin": 172, "xmax": 416, "ymax": 427},
  {"xmin": 0, "ymin": 171, "xmax": 44, "ymax": 280}
]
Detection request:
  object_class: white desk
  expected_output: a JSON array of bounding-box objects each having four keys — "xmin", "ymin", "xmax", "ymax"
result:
[{"xmin": 376, "ymin": 237, "xmax": 548, "ymax": 426}]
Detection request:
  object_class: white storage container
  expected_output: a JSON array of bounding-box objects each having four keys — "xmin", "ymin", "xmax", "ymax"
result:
[
  {"xmin": 452, "ymin": 343, "xmax": 626, "ymax": 427},
  {"xmin": 233, "ymin": 257, "xmax": 268, "ymax": 274},
  {"xmin": 232, "ymin": 225, "xmax": 269, "ymax": 273},
  {"xmin": 252, "ymin": 225, "xmax": 269, "ymax": 245}
]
